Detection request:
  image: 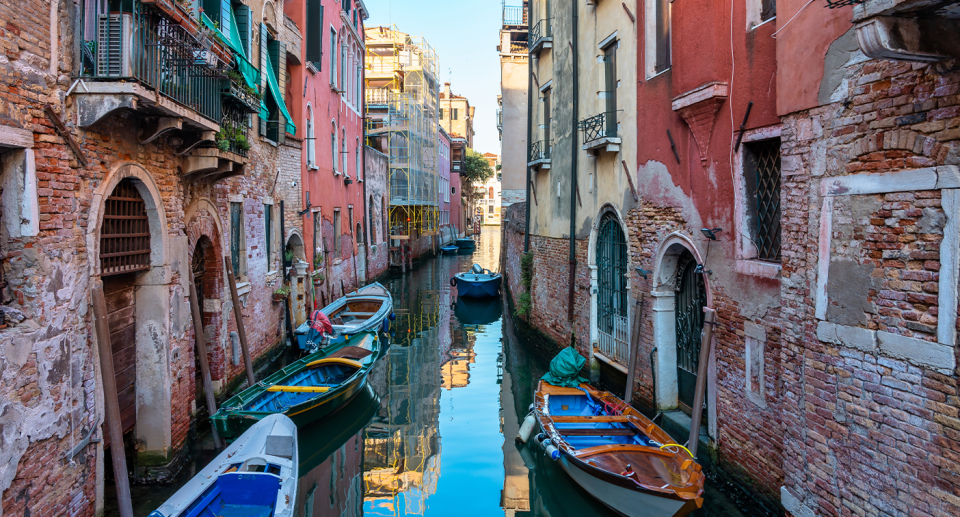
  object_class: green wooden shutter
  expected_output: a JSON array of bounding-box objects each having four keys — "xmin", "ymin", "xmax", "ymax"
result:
[
  {"xmin": 259, "ymin": 23, "xmax": 268, "ymax": 136},
  {"xmin": 269, "ymin": 39, "xmax": 287, "ymax": 144},
  {"xmin": 219, "ymin": 0, "xmax": 231, "ymax": 35},
  {"xmin": 234, "ymin": 3, "xmax": 251, "ymax": 56},
  {"xmin": 306, "ymin": 0, "xmax": 321, "ymax": 66}
]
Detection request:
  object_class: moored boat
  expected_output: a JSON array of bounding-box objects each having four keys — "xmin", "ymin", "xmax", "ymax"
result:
[
  {"xmin": 532, "ymin": 380, "xmax": 705, "ymax": 516},
  {"xmin": 296, "ymin": 282, "xmax": 393, "ymax": 352},
  {"xmin": 212, "ymin": 332, "xmax": 382, "ymax": 441},
  {"xmin": 452, "ymin": 263, "xmax": 502, "ymax": 298},
  {"xmin": 455, "ymin": 237, "xmax": 476, "ymax": 249},
  {"xmin": 440, "ymin": 245, "xmax": 459, "ymax": 254},
  {"xmin": 149, "ymin": 414, "xmax": 298, "ymax": 517}
]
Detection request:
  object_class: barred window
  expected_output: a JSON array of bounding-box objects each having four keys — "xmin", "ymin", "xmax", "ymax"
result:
[{"xmin": 743, "ymin": 139, "xmax": 781, "ymax": 262}]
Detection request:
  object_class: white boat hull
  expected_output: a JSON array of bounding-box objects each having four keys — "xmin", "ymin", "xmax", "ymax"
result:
[{"xmin": 558, "ymin": 455, "xmax": 687, "ymax": 517}]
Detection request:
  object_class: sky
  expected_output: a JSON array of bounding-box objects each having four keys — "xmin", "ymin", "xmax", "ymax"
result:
[{"xmin": 363, "ymin": 0, "xmax": 504, "ymax": 155}]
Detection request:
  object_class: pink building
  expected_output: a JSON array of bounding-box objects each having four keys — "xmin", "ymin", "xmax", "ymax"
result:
[
  {"xmin": 287, "ymin": 0, "xmax": 369, "ymax": 307},
  {"xmin": 439, "ymin": 127, "xmax": 454, "ymax": 243}
]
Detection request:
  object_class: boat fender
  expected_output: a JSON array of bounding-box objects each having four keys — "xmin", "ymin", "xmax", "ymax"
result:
[
  {"xmin": 450, "ymin": 277, "xmax": 457, "ymax": 286},
  {"xmin": 535, "ymin": 433, "xmax": 546, "ymax": 444},
  {"xmin": 515, "ymin": 413, "xmax": 537, "ymax": 444},
  {"xmin": 389, "ymin": 312, "xmax": 396, "ymax": 321},
  {"xmin": 381, "ymin": 318, "xmax": 390, "ymax": 333},
  {"xmin": 544, "ymin": 443, "xmax": 560, "ymax": 461},
  {"xmin": 539, "ymin": 437, "xmax": 552, "ymax": 450}
]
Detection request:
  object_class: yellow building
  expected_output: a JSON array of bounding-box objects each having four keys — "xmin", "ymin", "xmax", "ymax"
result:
[{"xmin": 439, "ymin": 83, "xmax": 475, "ymax": 149}]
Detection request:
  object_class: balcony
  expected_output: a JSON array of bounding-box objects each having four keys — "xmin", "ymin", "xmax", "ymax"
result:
[
  {"xmin": 74, "ymin": 0, "xmax": 251, "ymax": 180},
  {"xmin": 846, "ymin": 1, "xmax": 960, "ymax": 63},
  {"xmin": 282, "ymin": 15, "xmax": 303, "ymax": 65},
  {"xmin": 527, "ymin": 140, "xmax": 551, "ymax": 170},
  {"xmin": 530, "ymin": 19, "xmax": 553, "ymax": 55},
  {"xmin": 579, "ymin": 112, "xmax": 621, "ymax": 153},
  {"xmin": 502, "ymin": 5, "xmax": 527, "ymax": 27}
]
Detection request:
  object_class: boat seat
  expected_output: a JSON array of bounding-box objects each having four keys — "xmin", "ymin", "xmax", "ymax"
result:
[
  {"xmin": 541, "ymin": 386, "xmax": 588, "ymax": 396},
  {"xmin": 340, "ymin": 311, "xmax": 376, "ymax": 317},
  {"xmin": 551, "ymin": 415, "xmax": 631, "ymax": 423},
  {"xmin": 557, "ymin": 428, "xmax": 636, "ymax": 436},
  {"xmin": 184, "ymin": 486, "xmax": 222, "ymax": 517},
  {"xmin": 328, "ymin": 346, "xmax": 374, "ymax": 361}
]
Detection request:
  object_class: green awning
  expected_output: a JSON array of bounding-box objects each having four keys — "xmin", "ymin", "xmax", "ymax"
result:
[
  {"xmin": 201, "ymin": 11, "xmax": 259, "ymax": 90},
  {"xmin": 263, "ymin": 51, "xmax": 296, "ymax": 135}
]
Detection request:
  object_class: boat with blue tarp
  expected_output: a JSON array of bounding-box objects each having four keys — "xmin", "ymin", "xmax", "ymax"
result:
[
  {"xmin": 452, "ymin": 263, "xmax": 502, "ymax": 298},
  {"xmin": 149, "ymin": 414, "xmax": 298, "ymax": 517}
]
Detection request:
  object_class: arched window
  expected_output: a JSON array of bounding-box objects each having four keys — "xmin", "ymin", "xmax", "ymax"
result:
[
  {"xmin": 331, "ymin": 123, "xmax": 338, "ymax": 173},
  {"xmin": 355, "ymin": 138, "xmax": 361, "ymax": 180},
  {"xmin": 306, "ymin": 105, "xmax": 315, "ymax": 168},
  {"xmin": 342, "ymin": 128, "xmax": 348, "ymax": 176},
  {"xmin": 357, "ymin": 223, "xmax": 363, "ymax": 244}
]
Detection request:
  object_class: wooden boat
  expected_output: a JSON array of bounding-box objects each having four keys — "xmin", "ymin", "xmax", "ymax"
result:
[
  {"xmin": 149, "ymin": 414, "xmax": 298, "ymax": 517},
  {"xmin": 455, "ymin": 237, "xmax": 476, "ymax": 249},
  {"xmin": 533, "ymin": 381, "xmax": 705, "ymax": 517},
  {"xmin": 212, "ymin": 332, "xmax": 381, "ymax": 441},
  {"xmin": 452, "ymin": 264, "xmax": 502, "ymax": 298},
  {"xmin": 296, "ymin": 282, "xmax": 393, "ymax": 352}
]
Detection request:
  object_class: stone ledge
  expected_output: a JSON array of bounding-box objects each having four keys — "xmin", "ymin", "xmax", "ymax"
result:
[
  {"xmin": 816, "ymin": 320, "xmax": 955, "ymax": 373},
  {"xmin": 735, "ymin": 259, "xmax": 781, "ymax": 279}
]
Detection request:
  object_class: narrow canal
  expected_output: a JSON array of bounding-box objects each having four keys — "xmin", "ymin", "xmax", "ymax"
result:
[{"xmin": 125, "ymin": 227, "xmax": 749, "ymax": 516}]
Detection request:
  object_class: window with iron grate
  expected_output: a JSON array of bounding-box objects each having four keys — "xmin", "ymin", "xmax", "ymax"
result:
[
  {"xmin": 100, "ymin": 179, "xmax": 151, "ymax": 276},
  {"xmin": 743, "ymin": 139, "xmax": 781, "ymax": 262}
]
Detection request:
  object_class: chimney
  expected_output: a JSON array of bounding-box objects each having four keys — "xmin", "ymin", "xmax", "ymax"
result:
[
  {"xmin": 469, "ymin": 106, "xmax": 475, "ymax": 117},
  {"xmin": 444, "ymin": 82, "xmax": 451, "ymax": 96}
]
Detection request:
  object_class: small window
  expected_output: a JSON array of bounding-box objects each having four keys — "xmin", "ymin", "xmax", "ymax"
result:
[
  {"xmin": 306, "ymin": 106, "xmax": 316, "ymax": 167},
  {"xmin": 654, "ymin": 0, "xmax": 671, "ymax": 74},
  {"xmin": 312, "ymin": 209, "xmax": 323, "ymax": 268},
  {"xmin": 439, "ymin": 108, "xmax": 444, "ymax": 119},
  {"xmin": 332, "ymin": 128, "xmax": 339, "ymax": 173},
  {"xmin": 761, "ymin": 0, "xmax": 775, "ymax": 22},
  {"xmin": 453, "ymin": 108, "xmax": 459, "ymax": 120},
  {"xmin": 743, "ymin": 139, "xmax": 781, "ymax": 262},
  {"xmin": 330, "ymin": 29, "xmax": 337, "ymax": 85},
  {"xmin": 264, "ymin": 203, "xmax": 273, "ymax": 270},
  {"xmin": 333, "ymin": 208, "xmax": 342, "ymax": 255}
]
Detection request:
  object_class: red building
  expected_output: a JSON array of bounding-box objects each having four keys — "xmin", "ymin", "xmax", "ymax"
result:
[{"xmin": 287, "ymin": 0, "xmax": 369, "ymax": 308}]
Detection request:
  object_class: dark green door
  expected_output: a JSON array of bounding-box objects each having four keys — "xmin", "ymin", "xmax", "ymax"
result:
[
  {"xmin": 597, "ymin": 214, "xmax": 628, "ymax": 364},
  {"xmin": 675, "ymin": 250, "xmax": 706, "ymax": 410}
]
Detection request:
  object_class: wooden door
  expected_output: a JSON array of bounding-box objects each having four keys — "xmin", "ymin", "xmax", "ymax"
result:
[{"xmin": 103, "ymin": 274, "xmax": 136, "ymax": 447}]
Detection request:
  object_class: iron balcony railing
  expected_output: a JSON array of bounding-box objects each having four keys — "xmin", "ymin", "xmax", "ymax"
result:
[
  {"xmin": 530, "ymin": 19, "xmax": 552, "ymax": 50},
  {"xmin": 222, "ymin": 78, "xmax": 262, "ymax": 114},
  {"xmin": 502, "ymin": 5, "xmax": 527, "ymax": 26},
  {"xmin": 217, "ymin": 104, "xmax": 251, "ymax": 157},
  {"xmin": 80, "ymin": 2, "xmax": 228, "ymax": 123},
  {"xmin": 528, "ymin": 140, "xmax": 550, "ymax": 162},
  {"xmin": 578, "ymin": 112, "xmax": 618, "ymax": 143}
]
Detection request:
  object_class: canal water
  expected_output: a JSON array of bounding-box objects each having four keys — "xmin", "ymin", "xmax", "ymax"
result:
[{"xmin": 124, "ymin": 226, "xmax": 749, "ymax": 516}]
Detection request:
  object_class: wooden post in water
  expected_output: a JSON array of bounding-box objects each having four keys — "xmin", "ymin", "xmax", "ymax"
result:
[
  {"xmin": 91, "ymin": 284, "xmax": 134, "ymax": 517},
  {"xmin": 624, "ymin": 292, "xmax": 645, "ymax": 405},
  {"xmin": 224, "ymin": 256, "xmax": 256, "ymax": 386},
  {"xmin": 687, "ymin": 307, "xmax": 717, "ymax": 458},
  {"xmin": 186, "ymin": 271, "xmax": 223, "ymax": 449}
]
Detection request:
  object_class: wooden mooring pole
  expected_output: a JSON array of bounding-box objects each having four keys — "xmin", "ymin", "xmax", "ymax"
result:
[
  {"xmin": 624, "ymin": 292, "xmax": 645, "ymax": 405},
  {"xmin": 687, "ymin": 307, "xmax": 717, "ymax": 458},
  {"xmin": 224, "ymin": 256, "xmax": 256, "ymax": 386},
  {"xmin": 91, "ymin": 284, "xmax": 134, "ymax": 517},
  {"xmin": 187, "ymin": 271, "xmax": 223, "ymax": 449}
]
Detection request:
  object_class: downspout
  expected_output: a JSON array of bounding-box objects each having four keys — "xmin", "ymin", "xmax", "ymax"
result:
[
  {"xmin": 524, "ymin": 17, "xmax": 533, "ymax": 253},
  {"xmin": 567, "ymin": 0, "xmax": 579, "ymax": 323}
]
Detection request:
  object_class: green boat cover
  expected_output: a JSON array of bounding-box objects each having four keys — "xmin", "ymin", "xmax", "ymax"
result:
[{"xmin": 541, "ymin": 347, "xmax": 588, "ymax": 388}]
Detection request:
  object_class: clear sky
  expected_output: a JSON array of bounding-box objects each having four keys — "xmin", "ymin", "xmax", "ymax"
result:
[{"xmin": 363, "ymin": 0, "xmax": 503, "ymax": 155}]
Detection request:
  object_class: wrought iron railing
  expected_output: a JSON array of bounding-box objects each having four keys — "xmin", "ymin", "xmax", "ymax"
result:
[
  {"xmin": 222, "ymin": 78, "xmax": 261, "ymax": 114},
  {"xmin": 80, "ymin": 3, "xmax": 227, "ymax": 123},
  {"xmin": 528, "ymin": 140, "xmax": 550, "ymax": 162},
  {"xmin": 825, "ymin": 0, "xmax": 865, "ymax": 7},
  {"xmin": 578, "ymin": 112, "xmax": 618, "ymax": 143},
  {"xmin": 217, "ymin": 104, "xmax": 250, "ymax": 157},
  {"xmin": 502, "ymin": 5, "xmax": 527, "ymax": 26},
  {"xmin": 530, "ymin": 19, "xmax": 552, "ymax": 50}
]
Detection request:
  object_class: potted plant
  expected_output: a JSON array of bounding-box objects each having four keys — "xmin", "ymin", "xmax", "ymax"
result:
[
  {"xmin": 283, "ymin": 248, "xmax": 294, "ymax": 269},
  {"xmin": 272, "ymin": 285, "xmax": 290, "ymax": 302},
  {"xmin": 311, "ymin": 270, "xmax": 325, "ymax": 286}
]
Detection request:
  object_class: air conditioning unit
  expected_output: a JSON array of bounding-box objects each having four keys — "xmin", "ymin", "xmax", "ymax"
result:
[
  {"xmin": 194, "ymin": 49, "xmax": 218, "ymax": 68},
  {"xmin": 97, "ymin": 14, "xmax": 134, "ymax": 77}
]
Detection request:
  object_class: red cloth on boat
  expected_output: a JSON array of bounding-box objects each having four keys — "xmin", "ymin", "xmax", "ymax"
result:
[{"xmin": 310, "ymin": 310, "xmax": 333, "ymax": 334}]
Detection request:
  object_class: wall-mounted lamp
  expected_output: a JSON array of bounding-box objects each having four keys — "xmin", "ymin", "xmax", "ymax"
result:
[
  {"xmin": 694, "ymin": 264, "xmax": 713, "ymax": 275},
  {"xmin": 636, "ymin": 267, "xmax": 652, "ymax": 279},
  {"xmin": 700, "ymin": 228, "xmax": 723, "ymax": 240}
]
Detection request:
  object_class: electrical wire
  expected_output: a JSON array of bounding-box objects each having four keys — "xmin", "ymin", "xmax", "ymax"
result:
[{"xmin": 772, "ymin": 0, "xmax": 817, "ymax": 39}]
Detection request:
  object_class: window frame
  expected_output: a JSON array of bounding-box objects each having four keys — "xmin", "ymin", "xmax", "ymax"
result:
[
  {"xmin": 645, "ymin": 0, "xmax": 672, "ymax": 78},
  {"xmin": 733, "ymin": 125, "xmax": 782, "ymax": 279},
  {"xmin": 333, "ymin": 208, "xmax": 342, "ymax": 255},
  {"xmin": 229, "ymin": 200, "xmax": 247, "ymax": 280}
]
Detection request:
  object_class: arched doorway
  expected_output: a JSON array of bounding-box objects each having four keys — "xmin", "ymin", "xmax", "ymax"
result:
[
  {"xmin": 675, "ymin": 249, "xmax": 706, "ymax": 412},
  {"xmin": 100, "ymin": 178, "xmax": 152, "ymax": 446},
  {"xmin": 285, "ymin": 233, "xmax": 308, "ymax": 326},
  {"xmin": 191, "ymin": 237, "xmax": 212, "ymax": 403},
  {"xmin": 596, "ymin": 212, "xmax": 629, "ymax": 364}
]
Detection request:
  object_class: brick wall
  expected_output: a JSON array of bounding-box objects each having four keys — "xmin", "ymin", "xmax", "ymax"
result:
[{"xmin": 780, "ymin": 60, "xmax": 960, "ymax": 516}]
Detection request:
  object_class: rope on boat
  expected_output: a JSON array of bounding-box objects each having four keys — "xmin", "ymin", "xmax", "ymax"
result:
[{"xmin": 660, "ymin": 443, "xmax": 694, "ymax": 458}]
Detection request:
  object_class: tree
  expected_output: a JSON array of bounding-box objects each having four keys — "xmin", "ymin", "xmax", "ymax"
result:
[{"xmin": 460, "ymin": 148, "xmax": 494, "ymax": 202}]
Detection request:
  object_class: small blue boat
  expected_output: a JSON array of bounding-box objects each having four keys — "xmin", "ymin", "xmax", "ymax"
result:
[
  {"xmin": 440, "ymin": 245, "xmax": 459, "ymax": 254},
  {"xmin": 455, "ymin": 238, "xmax": 476, "ymax": 249},
  {"xmin": 452, "ymin": 264, "xmax": 502, "ymax": 298},
  {"xmin": 149, "ymin": 414, "xmax": 298, "ymax": 517}
]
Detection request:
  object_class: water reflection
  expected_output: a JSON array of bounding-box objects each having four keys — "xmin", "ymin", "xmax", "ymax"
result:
[{"xmin": 291, "ymin": 227, "xmax": 742, "ymax": 517}]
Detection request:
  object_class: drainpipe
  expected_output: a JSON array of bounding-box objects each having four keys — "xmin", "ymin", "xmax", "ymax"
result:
[
  {"xmin": 524, "ymin": 23, "xmax": 533, "ymax": 254},
  {"xmin": 567, "ymin": 0, "xmax": 579, "ymax": 323}
]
